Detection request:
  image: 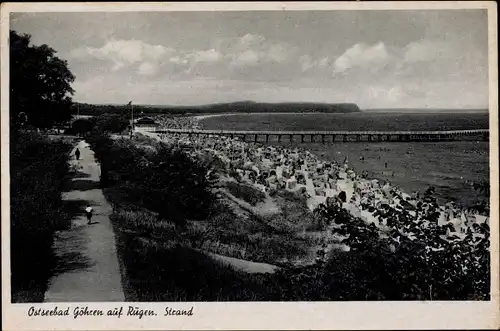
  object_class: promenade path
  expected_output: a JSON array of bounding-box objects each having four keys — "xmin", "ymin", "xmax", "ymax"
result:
[{"xmin": 44, "ymin": 140, "xmax": 124, "ymax": 302}]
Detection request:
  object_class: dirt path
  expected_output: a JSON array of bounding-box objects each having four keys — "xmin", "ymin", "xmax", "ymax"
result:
[
  {"xmin": 203, "ymin": 251, "xmax": 280, "ymax": 274},
  {"xmin": 44, "ymin": 140, "xmax": 125, "ymax": 302}
]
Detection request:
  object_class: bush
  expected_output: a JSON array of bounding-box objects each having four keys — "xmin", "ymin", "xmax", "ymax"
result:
[
  {"xmin": 226, "ymin": 181, "xmax": 266, "ymax": 206},
  {"xmin": 140, "ymin": 144, "xmax": 215, "ymax": 225},
  {"xmin": 10, "ymin": 131, "xmax": 71, "ymax": 302},
  {"xmin": 70, "ymin": 118, "xmax": 94, "ymax": 135},
  {"xmin": 309, "ymin": 190, "xmax": 490, "ymax": 300},
  {"xmin": 92, "ymin": 113, "xmax": 130, "ymax": 134},
  {"xmin": 88, "ymin": 131, "xmax": 215, "ymax": 227}
]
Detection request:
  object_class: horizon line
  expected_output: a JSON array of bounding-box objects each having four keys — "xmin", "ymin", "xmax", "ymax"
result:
[{"xmin": 72, "ymin": 101, "xmax": 489, "ymax": 111}]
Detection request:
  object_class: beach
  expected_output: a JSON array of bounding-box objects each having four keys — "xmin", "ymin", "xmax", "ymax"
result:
[{"xmin": 198, "ymin": 112, "xmax": 490, "ymax": 207}]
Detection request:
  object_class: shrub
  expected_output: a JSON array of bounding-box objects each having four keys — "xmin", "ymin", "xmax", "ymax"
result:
[
  {"xmin": 88, "ymin": 132, "xmax": 215, "ymax": 227},
  {"xmin": 307, "ymin": 190, "xmax": 490, "ymax": 300},
  {"xmin": 10, "ymin": 131, "xmax": 71, "ymax": 302},
  {"xmin": 140, "ymin": 144, "xmax": 215, "ymax": 226},
  {"xmin": 70, "ymin": 118, "xmax": 94, "ymax": 135},
  {"xmin": 226, "ymin": 181, "xmax": 266, "ymax": 206},
  {"xmin": 92, "ymin": 113, "xmax": 130, "ymax": 134}
]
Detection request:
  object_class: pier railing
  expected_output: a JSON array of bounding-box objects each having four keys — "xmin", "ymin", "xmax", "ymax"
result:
[{"xmin": 153, "ymin": 128, "xmax": 489, "ymax": 143}]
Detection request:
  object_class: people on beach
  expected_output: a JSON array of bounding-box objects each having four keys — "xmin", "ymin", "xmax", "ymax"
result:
[
  {"xmin": 152, "ymin": 126, "xmax": 489, "ymax": 259},
  {"xmin": 85, "ymin": 204, "xmax": 93, "ymax": 224},
  {"xmin": 75, "ymin": 148, "xmax": 80, "ymax": 160}
]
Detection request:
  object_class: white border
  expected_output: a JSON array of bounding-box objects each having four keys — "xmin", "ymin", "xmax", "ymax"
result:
[{"xmin": 1, "ymin": 2, "xmax": 498, "ymax": 330}]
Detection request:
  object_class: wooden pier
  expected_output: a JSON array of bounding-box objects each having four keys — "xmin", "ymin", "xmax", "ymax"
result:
[{"xmin": 154, "ymin": 129, "xmax": 489, "ymax": 143}]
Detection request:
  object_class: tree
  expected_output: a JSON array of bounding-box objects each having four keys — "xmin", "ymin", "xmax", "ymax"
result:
[
  {"xmin": 92, "ymin": 113, "xmax": 131, "ymax": 134},
  {"xmin": 70, "ymin": 118, "xmax": 94, "ymax": 135},
  {"xmin": 10, "ymin": 131, "xmax": 71, "ymax": 302},
  {"xmin": 10, "ymin": 30, "xmax": 75, "ymax": 129},
  {"xmin": 140, "ymin": 144, "xmax": 215, "ymax": 227}
]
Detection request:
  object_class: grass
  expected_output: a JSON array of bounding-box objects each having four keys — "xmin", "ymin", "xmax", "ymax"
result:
[
  {"xmin": 106, "ymin": 191, "xmax": 315, "ymax": 300},
  {"xmin": 174, "ymin": 191, "xmax": 315, "ymax": 265},
  {"xmin": 109, "ymin": 208, "xmax": 274, "ymax": 301}
]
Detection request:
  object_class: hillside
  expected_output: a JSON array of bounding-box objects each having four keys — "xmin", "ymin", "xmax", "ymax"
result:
[{"xmin": 73, "ymin": 101, "xmax": 361, "ymax": 116}]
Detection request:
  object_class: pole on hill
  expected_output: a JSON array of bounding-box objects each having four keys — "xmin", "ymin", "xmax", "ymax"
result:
[{"xmin": 128, "ymin": 101, "xmax": 134, "ymax": 135}]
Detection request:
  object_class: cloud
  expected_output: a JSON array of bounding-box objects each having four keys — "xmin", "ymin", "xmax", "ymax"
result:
[
  {"xmin": 169, "ymin": 56, "xmax": 188, "ymax": 65},
  {"xmin": 266, "ymin": 44, "xmax": 290, "ymax": 63},
  {"xmin": 299, "ymin": 55, "xmax": 314, "ymax": 72},
  {"xmin": 69, "ymin": 39, "xmax": 174, "ymax": 72},
  {"xmin": 227, "ymin": 34, "xmax": 297, "ymax": 68},
  {"xmin": 138, "ymin": 62, "xmax": 157, "ymax": 76},
  {"xmin": 69, "ymin": 34, "xmax": 299, "ymax": 80},
  {"xmin": 403, "ymin": 39, "xmax": 456, "ymax": 63},
  {"xmin": 333, "ymin": 42, "xmax": 391, "ymax": 74},
  {"xmin": 68, "ymin": 34, "xmax": 487, "ymax": 109},
  {"xmin": 186, "ymin": 48, "xmax": 223, "ymax": 64},
  {"xmin": 299, "ymin": 55, "xmax": 330, "ymax": 72},
  {"xmin": 238, "ymin": 33, "xmax": 266, "ymax": 48},
  {"xmin": 230, "ymin": 49, "xmax": 261, "ymax": 66}
]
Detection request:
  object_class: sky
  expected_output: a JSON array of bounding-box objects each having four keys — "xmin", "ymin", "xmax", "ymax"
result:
[{"xmin": 10, "ymin": 10, "xmax": 489, "ymax": 109}]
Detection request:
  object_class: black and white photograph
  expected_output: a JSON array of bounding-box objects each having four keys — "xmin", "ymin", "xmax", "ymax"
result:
[{"xmin": 1, "ymin": 2, "xmax": 498, "ymax": 330}]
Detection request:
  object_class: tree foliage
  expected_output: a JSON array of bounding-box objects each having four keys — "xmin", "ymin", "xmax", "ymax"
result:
[
  {"xmin": 10, "ymin": 30, "xmax": 75, "ymax": 129},
  {"xmin": 73, "ymin": 101, "xmax": 361, "ymax": 116},
  {"xmin": 91, "ymin": 113, "xmax": 130, "ymax": 134},
  {"xmin": 68, "ymin": 118, "xmax": 94, "ymax": 135},
  {"xmin": 86, "ymin": 124, "xmax": 215, "ymax": 227},
  {"xmin": 292, "ymin": 188, "xmax": 491, "ymax": 301},
  {"xmin": 10, "ymin": 132, "xmax": 71, "ymax": 302}
]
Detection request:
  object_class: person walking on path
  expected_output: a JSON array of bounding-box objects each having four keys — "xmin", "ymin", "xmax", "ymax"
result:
[
  {"xmin": 75, "ymin": 148, "xmax": 80, "ymax": 160},
  {"xmin": 85, "ymin": 204, "xmax": 93, "ymax": 224},
  {"xmin": 44, "ymin": 140, "xmax": 124, "ymax": 302}
]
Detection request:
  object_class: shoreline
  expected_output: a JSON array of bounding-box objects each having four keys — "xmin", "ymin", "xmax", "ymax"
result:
[
  {"xmin": 148, "ymin": 130, "xmax": 489, "ymax": 214},
  {"xmin": 154, "ymin": 115, "xmax": 489, "ymax": 209},
  {"xmin": 192, "ymin": 109, "xmax": 490, "ymax": 120}
]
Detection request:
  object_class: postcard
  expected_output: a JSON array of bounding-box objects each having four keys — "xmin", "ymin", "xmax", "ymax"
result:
[{"xmin": 1, "ymin": 1, "xmax": 498, "ymax": 330}]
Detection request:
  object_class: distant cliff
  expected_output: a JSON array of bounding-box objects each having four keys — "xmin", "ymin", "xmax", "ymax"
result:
[
  {"xmin": 74, "ymin": 101, "xmax": 361, "ymax": 116},
  {"xmin": 194, "ymin": 101, "xmax": 361, "ymax": 114}
]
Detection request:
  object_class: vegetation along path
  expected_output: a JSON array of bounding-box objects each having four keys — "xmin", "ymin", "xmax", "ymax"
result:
[{"xmin": 44, "ymin": 140, "xmax": 125, "ymax": 302}]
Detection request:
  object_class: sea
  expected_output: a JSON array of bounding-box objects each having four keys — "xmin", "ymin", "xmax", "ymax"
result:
[{"xmin": 199, "ymin": 112, "xmax": 490, "ymax": 207}]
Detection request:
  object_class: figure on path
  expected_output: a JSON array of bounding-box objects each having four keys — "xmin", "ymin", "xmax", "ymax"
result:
[
  {"xmin": 75, "ymin": 148, "xmax": 80, "ymax": 160},
  {"xmin": 85, "ymin": 204, "xmax": 93, "ymax": 225},
  {"xmin": 338, "ymin": 191, "xmax": 347, "ymax": 203}
]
